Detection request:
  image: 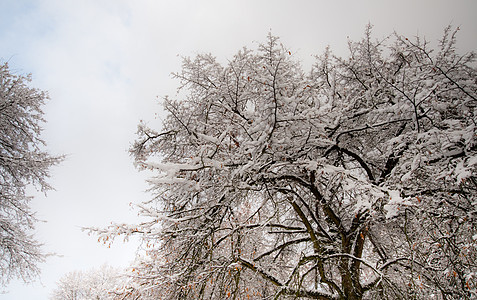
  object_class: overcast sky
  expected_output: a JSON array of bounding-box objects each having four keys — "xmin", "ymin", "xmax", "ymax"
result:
[{"xmin": 0, "ymin": 1, "xmax": 476, "ymax": 299}]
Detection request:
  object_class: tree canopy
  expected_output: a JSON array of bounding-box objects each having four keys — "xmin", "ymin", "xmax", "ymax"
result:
[
  {"xmin": 94, "ymin": 26, "xmax": 477, "ymax": 299},
  {"xmin": 51, "ymin": 264, "xmax": 124, "ymax": 300},
  {"xmin": 0, "ymin": 63, "xmax": 62, "ymax": 286}
]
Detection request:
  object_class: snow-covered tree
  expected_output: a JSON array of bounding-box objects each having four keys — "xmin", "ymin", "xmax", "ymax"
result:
[
  {"xmin": 0, "ymin": 63, "xmax": 62, "ymax": 286},
  {"xmin": 51, "ymin": 264, "xmax": 124, "ymax": 300},
  {"xmin": 93, "ymin": 26, "xmax": 477, "ymax": 299}
]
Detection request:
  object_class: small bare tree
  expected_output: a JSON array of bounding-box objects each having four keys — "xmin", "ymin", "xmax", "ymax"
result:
[
  {"xmin": 0, "ymin": 63, "xmax": 62, "ymax": 286},
  {"xmin": 51, "ymin": 264, "xmax": 124, "ymax": 300}
]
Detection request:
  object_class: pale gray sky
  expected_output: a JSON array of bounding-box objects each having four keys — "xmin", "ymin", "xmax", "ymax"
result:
[{"xmin": 0, "ymin": 1, "xmax": 476, "ymax": 299}]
